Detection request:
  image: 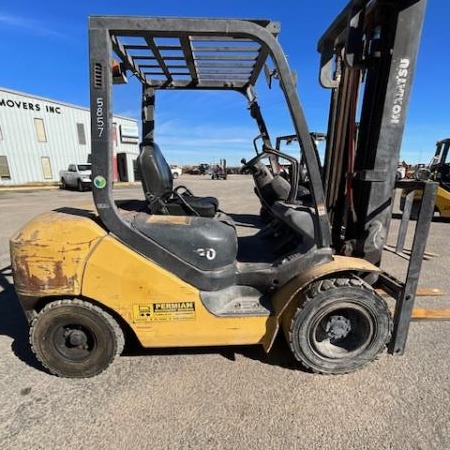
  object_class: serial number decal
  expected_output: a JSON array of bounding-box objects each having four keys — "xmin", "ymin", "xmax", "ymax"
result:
[
  {"xmin": 133, "ymin": 302, "xmax": 196, "ymax": 323},
  {"xmin": 96, "ymin": 97, "xmax": 105, "ymax": 138}
]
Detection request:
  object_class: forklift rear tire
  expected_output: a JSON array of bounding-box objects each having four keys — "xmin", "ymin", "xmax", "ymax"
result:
[
  {"xmin": 288, "ymin": 277, "xmax": 392, "ymax": 374},
  {"xmin": 30, "ymin": 299, "xmax": 125, "ymax": 378}
]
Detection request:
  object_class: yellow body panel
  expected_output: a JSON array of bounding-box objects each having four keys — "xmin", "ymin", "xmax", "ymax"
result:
[
  {"xmin": 404, "ymin": 185, "xmax": 450, "ymax": 218},
  {"xmin": 82, "ymin": 235, "xmax": 274, "ymax": 348},
  {"xmin": 435, "ymin": 186, "xmax": 450, "ymax": 218},
  {"xmin": 10, "ymin": 209, "xmax": 106, "ymax": 297}
]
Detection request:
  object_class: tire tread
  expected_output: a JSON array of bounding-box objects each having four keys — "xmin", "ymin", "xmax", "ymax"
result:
[
  {"xmin": 30, "ymin": 299, "xmax": 125, "ymax": 377},
  {"xmin": 288, "ymin": 276, "xmax": 392, "ymax": 375}
]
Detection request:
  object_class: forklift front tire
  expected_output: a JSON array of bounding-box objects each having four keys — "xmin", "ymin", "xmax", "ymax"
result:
[
  {"xmin": 30, "ymin": 299, "xmax": 125, "ymax": 378},
  {"xmin": 288, "ymin": 277, "xmax": 392, "ymax": 374}
]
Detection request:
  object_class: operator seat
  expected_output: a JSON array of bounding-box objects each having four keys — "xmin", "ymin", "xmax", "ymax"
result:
[
  {"xmin": 250, "ymin": 161, "xmax": 312, "ymax": 214},
  {"xmin": 252, "ymin": 162, "xmax": 291, "ymax": 205},
  {"xmin": 138, "ymin": 141, "xmax": 219, "ymax": 217}
]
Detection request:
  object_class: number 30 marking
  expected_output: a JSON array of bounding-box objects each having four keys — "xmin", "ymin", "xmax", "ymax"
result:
[{"xmin": 195, "ymin": 248, "xmax": 217, "ymax": 260}]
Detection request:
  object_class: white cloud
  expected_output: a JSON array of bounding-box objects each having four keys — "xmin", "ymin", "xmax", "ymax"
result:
[{"xmin": 0, "ymin": 12, "xmax": 66, "ymax": 38}]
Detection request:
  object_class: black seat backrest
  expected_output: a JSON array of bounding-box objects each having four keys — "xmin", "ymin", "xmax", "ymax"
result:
[
  {"xmin": 138, "ymin": 141, "xmax": 173, "ymax": 202},
  {"xmin": 252, "ymin": 162, "xmax": 291, "ymax": 206}
]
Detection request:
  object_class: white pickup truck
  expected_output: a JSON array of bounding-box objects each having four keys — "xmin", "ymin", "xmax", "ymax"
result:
[
  {"xmin": 170, "ymin": 165, "xmax": 182, "ymax": 179},
  {"xmin": 59, "ymin": 163, "xmax": 92, "ymax": 191}
]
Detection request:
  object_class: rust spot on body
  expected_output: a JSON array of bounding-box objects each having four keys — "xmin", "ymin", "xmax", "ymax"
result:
[
  {"xmin": 10, "ymin": 208, "xmax": 106, "ymax": 297},
  {"xmin": 12, "ymin": 255, "xmax": 77, "ymax": 292}
]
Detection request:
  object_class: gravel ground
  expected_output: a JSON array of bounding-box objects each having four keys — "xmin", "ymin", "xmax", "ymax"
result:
[{"xmin": 0, "ymin": 176, "xmax": 449, "ymax": 450}]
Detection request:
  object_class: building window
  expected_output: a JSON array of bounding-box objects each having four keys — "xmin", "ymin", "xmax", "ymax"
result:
[
  {"xmin": 120, "ymin": 124, "xmax": 139, "ymax": 144},
  {"xmin": 34, "ymin": 118, "xmax": 47, "ymax": 143},
  {"xmin": 0, "ymin": 155, "xmax": 11, "ymax": 179},
  {"xmin": 41, "ymin": 157, "xmax": 53, "ymax": 179},
  {"xmin": 77, "ymin": 123, "xmax": 86, "ymax": 145}
]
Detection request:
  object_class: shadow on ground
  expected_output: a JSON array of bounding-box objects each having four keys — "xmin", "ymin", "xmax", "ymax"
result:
[
  {"xmin": 122, "ymin": 332, "xmax": 302, "ymax": 371},
  {"xmin": 0, "ymin": 265, "xmax": 43, "ymax": 371}
]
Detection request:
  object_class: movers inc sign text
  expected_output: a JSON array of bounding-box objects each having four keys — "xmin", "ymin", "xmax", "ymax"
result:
[{"xmin": 0, "ymin": 98, "xmax": 62, "ymax": 114}]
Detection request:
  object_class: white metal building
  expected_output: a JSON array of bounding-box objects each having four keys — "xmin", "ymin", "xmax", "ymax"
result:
[{"xmin": 0, "ymin": 87, "xmax": 139, "ymax": 185}]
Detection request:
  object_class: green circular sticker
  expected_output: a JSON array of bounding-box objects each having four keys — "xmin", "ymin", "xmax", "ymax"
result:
[{"xmin": 93, "ymin": 176, "xmax": 107, "ymax": 189}]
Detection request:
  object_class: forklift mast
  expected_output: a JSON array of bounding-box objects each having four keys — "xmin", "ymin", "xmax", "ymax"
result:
[{"xmin": 319, "ymin": 0, "xmax": 427, "ymax": 265}]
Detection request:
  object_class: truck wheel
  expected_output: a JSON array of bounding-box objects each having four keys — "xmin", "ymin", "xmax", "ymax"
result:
[
  {"xmin": 30, "ymin": 299, "xmax": 124, "ymax": 378},
  {"xmin": 60, "ymin": 178, "xmax": 66, "ymax": 190},
  {"xmin": 287, "ymin": 276, "xmax": 392, "ymax": 374},
  {"xmin": 77, "ymin": 179, "xmax": 83, "ymax": 192}
]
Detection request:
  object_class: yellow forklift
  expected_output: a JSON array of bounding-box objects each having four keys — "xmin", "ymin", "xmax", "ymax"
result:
[
  {"xmin": 430, "ymin": 139, "xmax": 450, "ymax": 217},
  {"xmin": 10, "ymin": 0, "xmax": 444, "ymax": 378},
  {"xmin": 401, "ymin": 139, "xmax": 450, "ymax": 219}
]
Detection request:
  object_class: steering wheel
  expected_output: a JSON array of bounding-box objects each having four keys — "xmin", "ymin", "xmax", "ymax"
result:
[{"xmin": 240, "ymin": 152, "xmax": 267, "ymax": 172}]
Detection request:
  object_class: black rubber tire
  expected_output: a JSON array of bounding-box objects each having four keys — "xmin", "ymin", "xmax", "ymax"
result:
[
  {"xmin": 77, "ymin": 179, "xmax": 83, "ymax": 192},
  {"xmin": 60, "ymin": 178, "xmax": 66, "ymax": 190},
  {"xmin": 30, "ymin": 299, "xmax": 124, "ymax": 378},
  {"xmin": 287, "ymin": 276, "xmax": 392, "ymax": 374}
]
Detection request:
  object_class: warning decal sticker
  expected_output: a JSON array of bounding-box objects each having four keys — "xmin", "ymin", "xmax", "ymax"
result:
[{"xmin": 133, "ymin": 302, "xmax": 196, "ymax": 322}]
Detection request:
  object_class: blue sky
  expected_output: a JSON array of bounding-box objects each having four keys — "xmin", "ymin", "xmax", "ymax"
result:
[{"xmin": 0, "ymin": 1, "xmax": 447, "ymax": 166}]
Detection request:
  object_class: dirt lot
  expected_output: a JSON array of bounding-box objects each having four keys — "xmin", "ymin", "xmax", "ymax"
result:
[{"xmin": 1, "ymin": 176, "xmax": 449, "ymax": 450}]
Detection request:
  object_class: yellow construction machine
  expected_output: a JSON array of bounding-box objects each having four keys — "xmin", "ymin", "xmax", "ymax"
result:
[{"xmin": 401, "ymin": 139, "xmax": 450, "ymax": 219}]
